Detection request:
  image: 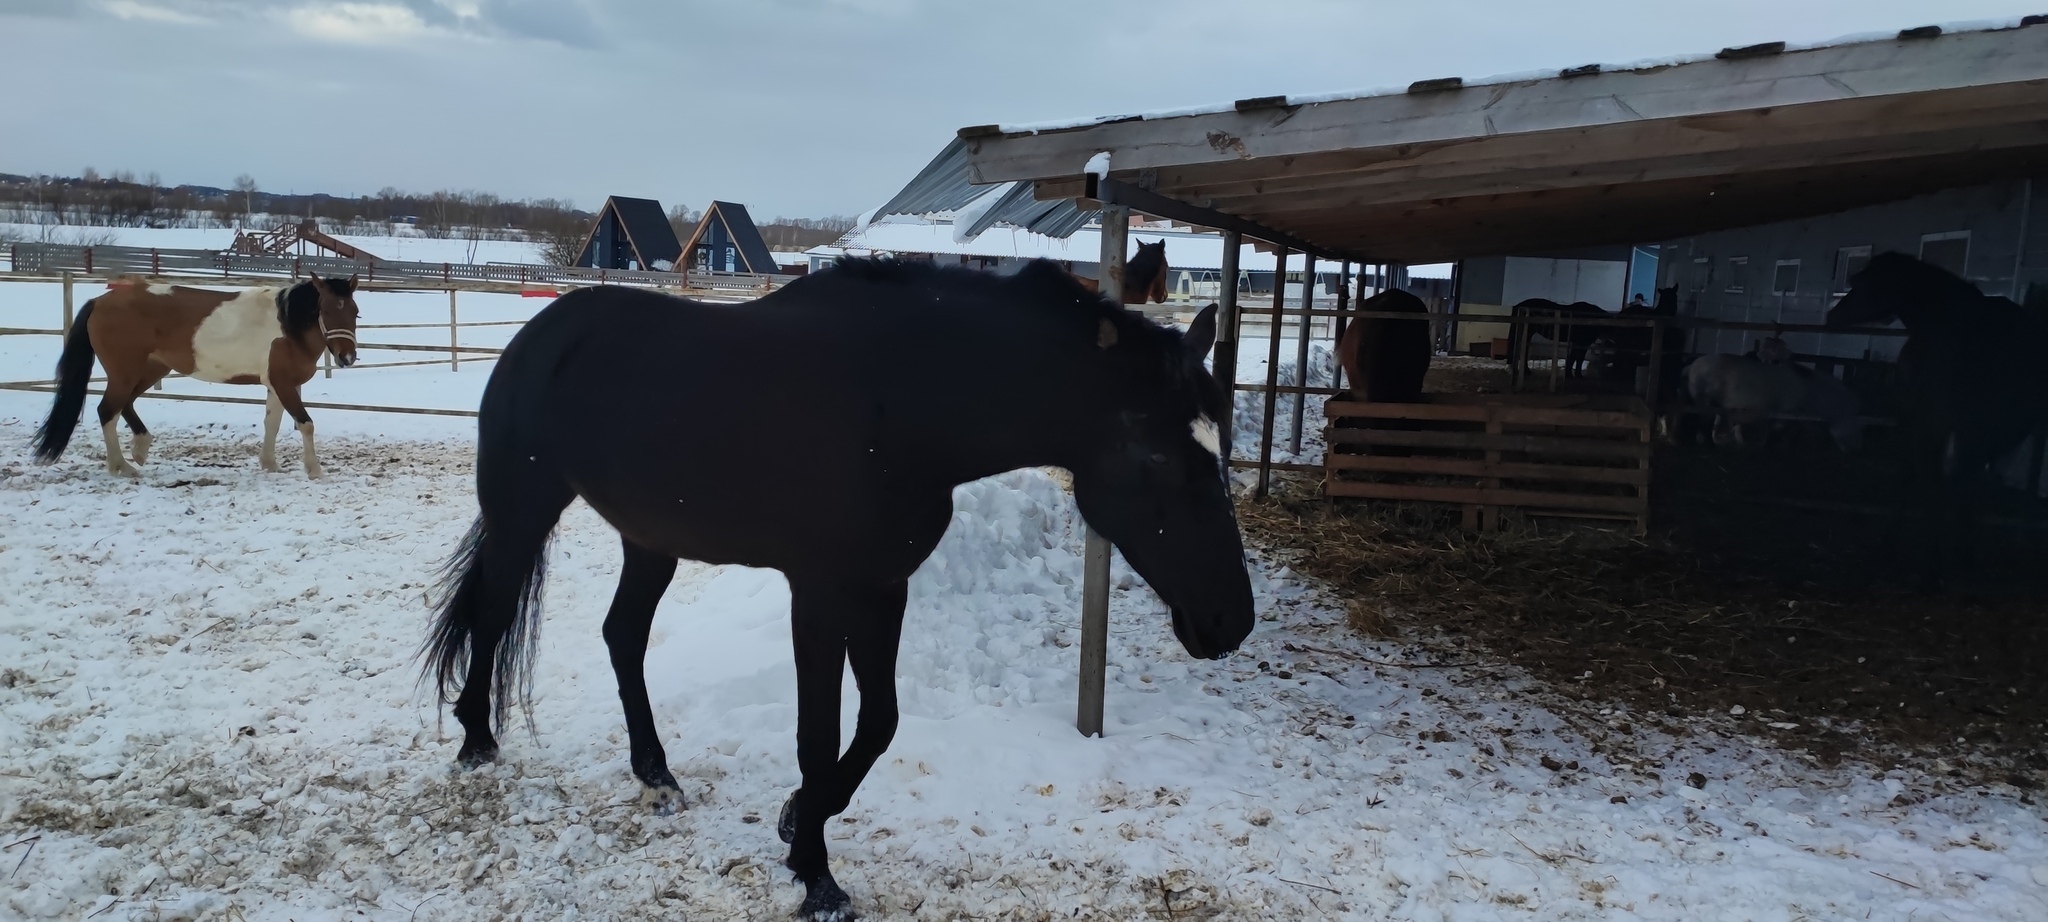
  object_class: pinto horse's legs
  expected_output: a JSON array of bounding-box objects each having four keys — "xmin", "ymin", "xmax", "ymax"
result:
[
  {"xmin": 260, "ymin": 387, "xmax": 284, "ymax": 473},
  {"xmin": 123, "ymin": 361, "xmax": 169, "ymax": 465},
  {"xmin": 602, "ymin": 539, "xmax": 683, "ymax": 812},
  {"xmin": 272, "ymin": 384, "xmax": 322, "ymax": 479},
  {"xmin": 94, "ymin": 372, "xmax": 141, "ymax": 477},
  {"xmin": 779, "ymin": 578, "xmax": 909, "ymax": 921}
]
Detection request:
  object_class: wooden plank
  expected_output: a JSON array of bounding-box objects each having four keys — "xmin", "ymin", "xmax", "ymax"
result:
[
  {"xmin": 1325, "ymin": 400, "xmax": 1648, "ymax": 430},
  {"xmin": 1326, "ymin": 427, "xmax": 1651, "ymax": 459},
  {"xmin": 1325, "ymin": 453, "xmax": 1650, "ymax": 486},
  {"xmin": 963, "ymin": 28, "xmax": 2048, "ymax": 182},
  {"xmin": 1325, "ymin": 479, "xmax": 1647, "ymax": 514},
  {"xmin": 1227, "ymin": 459, "xmax": 1324, "ymax": 473}
]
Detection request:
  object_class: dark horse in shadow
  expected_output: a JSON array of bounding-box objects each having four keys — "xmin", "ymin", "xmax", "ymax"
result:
[
  {"xmin": 421, "ymin": 257, "xmax": 1253, "ymax": 920},
  {"xmin": 1507, "ymin": 297, "xmax": 1612, "ymax": 378},
  {"xmin": 1827, "ymin": 251, "xmax": 2048, "ymax": 590},
  {"xmin": 1073, "ymin": 238, "xmax": 1170, "ymax": 304}
]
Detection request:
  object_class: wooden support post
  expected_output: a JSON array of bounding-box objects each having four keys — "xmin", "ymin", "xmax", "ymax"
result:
[
  {"xmin": 1078, "ymin": 205, "xmax": 1128, "ymax": 739},
  {"xmin": 323, "ymin": 349, "xmax": 332, "ymax": 380},
  {"xmin": 1257, "ymin": 246, "xmax": 1290, "ymax": 498},
  {"xmin": 1642, "ymin": 320, "xmax": 1666, "ymax": 408},
  {"xmin": 449, "ymin": 289, "xmax": 460, "ymax": 371},
  {"xmin": 1331, "ymin": 261, "xmax": 1351, "ymax": 393},
  {"xmin": 1214, "ymin": 231, "xmax": 1243, "ymax": 462},
  {"xmin": 1289, "ymin": 254, "xmax": 1316, "ymax": 454},
  {"xmin": 61, "ymin": 271, "xmax": 74, "ymax": 333}
]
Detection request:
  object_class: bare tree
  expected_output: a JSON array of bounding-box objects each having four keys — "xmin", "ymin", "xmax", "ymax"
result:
[{"xmin": 233, "ymin": 174, "xmax": 258, "ymax": 225}]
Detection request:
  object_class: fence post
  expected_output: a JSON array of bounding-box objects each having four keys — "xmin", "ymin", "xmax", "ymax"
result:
[
  {"xmin": 1289, "ymin": 254, "xmax": 1317, "ymax": 454},
  {"xmin": 323, "ymin": 349, "xmax": 332, "ymax": 380},
  {"xmin": 1077, "ymin": 204, "xmax": 1129, "ymax": 740},
  {"xmin": 449, "ymin": 288, "xmax": 460, "ymax": 371},
  {"xmin": 61, "ymin": 271, "xmax": 74, "ymax": 332}
]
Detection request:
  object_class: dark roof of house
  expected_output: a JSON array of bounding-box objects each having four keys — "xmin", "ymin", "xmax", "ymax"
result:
[
  {"xmin": 601, "ymin": 195, "xmax": 683, "ymax": 267},
  {"xmin": 683, "ymin": 201, "xmax": 781, "ymax": 274}
]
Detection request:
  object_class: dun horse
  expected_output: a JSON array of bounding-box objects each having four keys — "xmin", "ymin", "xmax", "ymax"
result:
[
  {"xmin": 31, "ymin": 275, "xmax": 361, "ymax": 478},
  {"xmin": 421, "ymin": 258, "xmax": 1254, "ymax": 921},
  {"xmin": 1073, "ymin": 238, "xmax": 1171, "ymax": 304},
  {"xmin": 1827, "ymin": 251, "xmax": 2048, "ymax": 588}
]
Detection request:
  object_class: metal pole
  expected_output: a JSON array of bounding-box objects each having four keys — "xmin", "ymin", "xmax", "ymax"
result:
[
  {"xmin": 1257, "ymin": 246, "xmax": 1290, "ymax": 497},
  {"xmin": 1214, "ymin": 231, "xmax": 1243, "ymax": 463},
  {"xmin": 1289, "ymin": 254, "xmax": 1316, "ymax": 454},
  {"xmin": 61, "ymin": 271, "xmax": 74, "ymax": 333},
  {"xmin": 1078, "ymin": 205, "xmax": 1129, "ymax": 739},
  {"xmin": 449, "ymin": 288, "xmax": 460, "ymax": 371}
]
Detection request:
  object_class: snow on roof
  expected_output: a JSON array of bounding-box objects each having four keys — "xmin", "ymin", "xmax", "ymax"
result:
[
  {"xmin": 809, "ymin": 216, "xmax": 1452, "ymax": 278},
  {"xmin": 993, "ymin": 17, "xmax": 2038, "ymax": 135},
  {"xmin": 769, "ymin": 251, "xmax": 810, "ymax": 267}
]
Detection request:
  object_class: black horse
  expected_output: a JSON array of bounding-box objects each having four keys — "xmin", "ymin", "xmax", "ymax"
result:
[
  {"xmin": 1827, "ymin": 251, "xmax": 2048, "ymax": 589},
  {"xmin": 421, "ymin": 257, "xmax": 1254, "ymax": 920},
  {"xmin": 1507, "ymin": 297, "xmax": 1612, "ymax": 378}
]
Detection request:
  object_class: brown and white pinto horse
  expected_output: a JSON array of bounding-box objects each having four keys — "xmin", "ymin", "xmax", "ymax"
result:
[
  {"xmin": 31, "ymin": 274, "xmax": 361, "ymax": 478},
  {"xmin": 1073, "ymin": 239, "xmax": 1171, "ymax": 304}
]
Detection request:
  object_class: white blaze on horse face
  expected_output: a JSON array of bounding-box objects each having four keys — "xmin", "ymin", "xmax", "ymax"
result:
[
  {"xmin": 190, "ymin": 288, "xmax": 283, "ymax": 384},
  {"xmin": 147, "ymin": 284, "xmax": 175, "ymax": 296},
  {"xmin": 1190, "ymin": 413, "xmax": 1221, "ymax": 459}
]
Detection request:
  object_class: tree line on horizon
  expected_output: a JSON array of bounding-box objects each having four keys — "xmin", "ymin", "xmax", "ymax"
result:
[{"xmin": 0, "ymin": 169, "xmax": 859, "ymax": 266}]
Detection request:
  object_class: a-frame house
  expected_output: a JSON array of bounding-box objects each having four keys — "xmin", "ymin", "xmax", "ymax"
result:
[
  {"xmin": 679, "ymin": 201, "xmax": 780, "ymax": 275},
  {"xmin": 573, "ymin": 195, "xmax": 684, "ymax": 271}
]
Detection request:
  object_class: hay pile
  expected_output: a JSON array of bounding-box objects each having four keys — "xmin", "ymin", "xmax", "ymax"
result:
[{"xmin": 1236, "ymin": 473, "xmax": 2048, "ymax": 790}]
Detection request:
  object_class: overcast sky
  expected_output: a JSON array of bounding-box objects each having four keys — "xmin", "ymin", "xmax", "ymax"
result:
[{"xmin": 0, "ymin": 0, "xmax": 2026, "ymax": 218}]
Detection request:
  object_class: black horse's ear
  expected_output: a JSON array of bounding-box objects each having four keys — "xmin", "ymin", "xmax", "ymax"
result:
[{"xmin": 1183, "ymin": 304, "xmax": 1219, "ymax": 360}]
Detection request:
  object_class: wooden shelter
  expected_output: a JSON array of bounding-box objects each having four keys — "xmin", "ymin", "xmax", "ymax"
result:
[{"xmin": 876, "ymin": 18, "xmax": 2048, "ymax": 736}]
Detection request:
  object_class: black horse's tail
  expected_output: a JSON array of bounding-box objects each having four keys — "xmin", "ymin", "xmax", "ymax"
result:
[
  {"xmin": 32, "ymin": 299, "xmax": 97, "ymax": 463},
  {"xmin": 420, "ymin": 322, "xmax": 578, "ymax": 735}
]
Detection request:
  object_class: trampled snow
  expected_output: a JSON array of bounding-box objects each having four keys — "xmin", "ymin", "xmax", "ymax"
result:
[{"xmin": 2, "ymin": 278, "xmax": 2046, "ymax": 920}]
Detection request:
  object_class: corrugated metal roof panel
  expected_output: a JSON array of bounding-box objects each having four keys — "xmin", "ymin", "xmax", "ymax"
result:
[{"xmin": 868, "ymin": 137, "xmax": 1094, "ymax": 242}]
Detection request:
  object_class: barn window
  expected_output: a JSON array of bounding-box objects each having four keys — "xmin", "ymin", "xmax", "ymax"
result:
[
  {"xmin": 1771, "ymin": 259, "xmax": 1800, "ymax": 295},
  {"xmin": 1689, "ymin": 257, "xmax": 1711, "ymax": 291},
  {"xmin": 1725, "ymin": 256, "xmax": 1748, "ymax": 294},
  {"xmin": 1919, "ymin": 231, "xmax": 1970, "ymax": 277},
  {"xmin": 1831, "ymin": 245, "xmax": 1872, "ymax": 292}
]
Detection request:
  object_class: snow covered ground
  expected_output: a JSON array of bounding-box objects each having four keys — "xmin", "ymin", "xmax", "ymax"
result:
[{"xmin": 2, "ymin": 273, "xmax": 2047, "ymax": 920}]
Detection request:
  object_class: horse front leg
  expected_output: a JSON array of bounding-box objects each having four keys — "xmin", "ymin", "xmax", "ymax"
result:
[
  {"xmin": 94, "ymin": 375, "xmax": 140, "ymax": 477},
  {"xmin": 779, "ymin": 578, "xmax": 908, "ymax": 922},
  {"xmin": 603, "ymin": 540, "xmax": 684, "ymax": 813},
  {"xmin": 271, "ymin": 383, "xmax": 323, "ymax": 479}
]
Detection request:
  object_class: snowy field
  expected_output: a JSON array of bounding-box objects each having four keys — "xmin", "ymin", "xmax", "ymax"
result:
[
  {"xmin": 3, "ymin": 247, "xmax": 2047, "ymax": 920},
  {"xmin": 0, "ymin": 223, "xmax": 544, "ymax": 267}
]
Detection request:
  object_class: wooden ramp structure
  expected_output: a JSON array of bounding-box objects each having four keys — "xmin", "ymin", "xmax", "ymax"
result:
[{"xmin": 230, "ymin": 219, "xmax": 380, "ymax": 262}]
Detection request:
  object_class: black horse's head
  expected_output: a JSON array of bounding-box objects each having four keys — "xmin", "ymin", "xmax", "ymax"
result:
[
  {"xmin": 1827, "ymin": 252, "xmax": 1977, "ymax": 328},
  {"xmin": 1068, "ymin": 302, "xmax": 1253, "ymax": 660}
]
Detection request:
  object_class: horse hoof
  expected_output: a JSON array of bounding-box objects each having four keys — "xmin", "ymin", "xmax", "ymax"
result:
[
  {"xmin": 778, "ymin": 791, "xmax": 799, "ymax": 844},
  {"xmin": 640, "ymin": 782, "xmax": 686, "ymax": 815},
  {"xmin": 797, "ymin": 874, "xmax": 855, "ymax": 922},
  {"xmin": 456, "ymin": 744, "xmax": 499, "ymax": 770}
]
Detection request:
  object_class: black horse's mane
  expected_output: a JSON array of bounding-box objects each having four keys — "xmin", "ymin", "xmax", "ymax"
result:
[
  {"xmin": 277, "ymin": 277, "xmax": 348, "ymax": 337},
  {"xmin": 824, "ymin": 255, "xmax": 1194, "ymax": 354}
]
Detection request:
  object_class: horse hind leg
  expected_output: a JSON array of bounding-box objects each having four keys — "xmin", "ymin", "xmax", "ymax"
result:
[
  {"xmin": 94, "ymin": 376, "xmax": 141, "ymax": 477},
  {"xmin": 602, "ymin": 539, "xmax": 684, "ymax": 813},
  {"xmin": 261, "ymin": 387, "xmax": 284, "ymax": 473},
  {"xmin": 123, "ymin": 362, "xmax": 169, "ymax": 465}
]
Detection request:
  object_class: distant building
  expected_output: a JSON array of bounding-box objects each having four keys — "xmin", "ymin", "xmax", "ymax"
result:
[
  {"xmin": 574, "ymin": 196, "xmax": 683, "ymax": 271},
  {"xmin": 679, "ymin": 201, "xmax": 782, "ymax": 275}
]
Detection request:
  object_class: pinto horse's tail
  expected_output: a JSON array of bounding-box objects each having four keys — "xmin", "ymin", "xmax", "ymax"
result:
[
  {"xmin": 32, "ymin": 299, "xmax": 98, "ymax": 463},
  {"xmin": 421, "ymin": 331, "xmax": 576, "ymax": 737}
]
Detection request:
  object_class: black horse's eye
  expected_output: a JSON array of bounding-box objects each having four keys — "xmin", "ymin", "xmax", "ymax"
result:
[{"xmin": 1149, "ymin": 452, "xmax": 1169, "ymax": 464}]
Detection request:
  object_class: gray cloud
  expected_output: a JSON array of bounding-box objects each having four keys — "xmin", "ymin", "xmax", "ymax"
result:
[{"xmin": 0, "ymin": 0, "xmax": 2020, "ymax": 219}]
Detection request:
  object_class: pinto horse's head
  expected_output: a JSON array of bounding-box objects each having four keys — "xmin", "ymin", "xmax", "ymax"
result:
[
  {"xmin": 301, "ymin": 274, "xmax": 361, "ymax": 367},
  {"xmin": 1069, "ymin": 302, "xmax": 1254, "ymax": 660}
]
